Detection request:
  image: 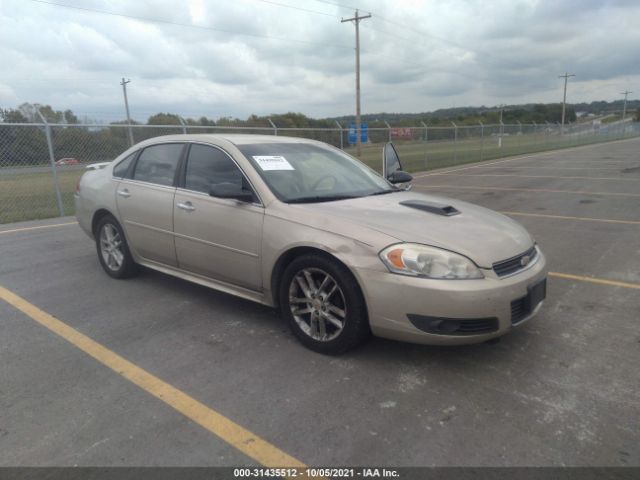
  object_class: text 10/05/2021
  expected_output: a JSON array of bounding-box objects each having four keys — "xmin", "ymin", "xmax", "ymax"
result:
[{"xmin": 233, "ymin": 467, "xmax": 400, "ymax": 478}]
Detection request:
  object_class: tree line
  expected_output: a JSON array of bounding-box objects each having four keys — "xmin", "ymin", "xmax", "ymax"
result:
[
  {"xmin": 0, "ymin": 104, "xmax": 346, "ymax": 167},
  {"xmin": 1, "ymin": 101, "xmax": 638, "ymax": 167}
]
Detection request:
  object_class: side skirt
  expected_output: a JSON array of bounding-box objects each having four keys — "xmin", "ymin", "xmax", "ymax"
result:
[{"xmin": 137, "ymin": 259, "xmax": 271, "ymax": 307}]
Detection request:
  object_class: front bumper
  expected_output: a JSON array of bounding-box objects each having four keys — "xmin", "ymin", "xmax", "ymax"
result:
[{"xmin": 356, "ymin": 249, "xmax": 547, "ymax": 345}]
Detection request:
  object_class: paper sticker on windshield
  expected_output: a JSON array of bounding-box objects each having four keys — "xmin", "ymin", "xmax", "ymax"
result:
[{"xmin": 253, "ymin": 155, "xmax": 294, "ymax": 171}]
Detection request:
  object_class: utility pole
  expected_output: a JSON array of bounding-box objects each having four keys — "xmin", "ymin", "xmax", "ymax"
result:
[
  {"xmin": 268, "ymin": 117, "xmax": 278, "ymax": 136},
  {"xmin": 498, "ymin": 104, "xmax": 504, "ymax": 148},
  {"xmin": 558, "ymin": 72, "xmax": 575, "ymax": 134},
  {"xmin": 342, "ymin": 9, "xmax": 371, "ymax": 157},
  {"xmin": 335, "ymin": 120, "xmax": 344, "ymax": 150},
  {"xmin": 621, "ymin": 90, "xmax": 632, "ymax": 120},
  {"xmin": 120, "ymin": 77, "xmax": 134, "ymax": 146}
]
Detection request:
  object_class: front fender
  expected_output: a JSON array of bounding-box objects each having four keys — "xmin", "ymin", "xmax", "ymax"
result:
[{"xmin": 261, "ymin": 213, "xmax": 393, "ymax": 306}]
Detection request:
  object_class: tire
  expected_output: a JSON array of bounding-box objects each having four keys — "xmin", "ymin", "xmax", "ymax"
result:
[
  {"xmin": 279, "ymin": 253, "xmax": 370, "ymax": 354},
  {"xmin": 95, "ymin": 214, "xmax": 139, "ymax": 279}
]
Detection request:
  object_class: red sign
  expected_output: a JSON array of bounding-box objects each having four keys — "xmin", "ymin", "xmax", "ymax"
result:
[{"xmin": 390, "ymin": 127, "xmax": 413, "ymax": 139}]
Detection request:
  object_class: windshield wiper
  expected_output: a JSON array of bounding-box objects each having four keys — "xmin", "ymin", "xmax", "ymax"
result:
[
  {"xmin": 287, "ymin": 195, "xmax": 359, "ymax": 204},
  {"xmin": 367, "ymin": 189, "xmax": 400, "ymax": 196}
]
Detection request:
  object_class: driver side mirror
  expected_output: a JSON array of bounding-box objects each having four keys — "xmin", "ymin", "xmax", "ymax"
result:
[
  {"xmin": 387, "ymin": 170, "xmax": 413, "ymax": 184},
  {"xmin": 383, "ymin": 142, "xmax": 412, "ymax": 185},
  {"xmin": 209, "ymin": 183, "xmax": 254, "ymax": 203},
  {"xmin": 383, "ymin": 142, "xmax": 406, "ymax": 178}
]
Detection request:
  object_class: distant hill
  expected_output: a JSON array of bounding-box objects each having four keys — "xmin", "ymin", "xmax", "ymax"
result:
[
  {"xmin": 330, "ymin": 99, "xmax": 640, "ymax": 126},
  {"xmin": 572, "ymin": 99, "xmax": 640, "ymax": 114},
  {"xmin": 3, "ymin": 99, "xmax": 638, "ymax": 129}
]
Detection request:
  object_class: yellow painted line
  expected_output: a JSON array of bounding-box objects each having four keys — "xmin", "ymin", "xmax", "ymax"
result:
[
  {"xmin": 549, "ymin": 272, "xmax": 640, "ymax": 290},
  {"xmin": 0, "ymin": 221, "xmax": 78, "ymax": 235},
  {"xmin": 500, "ymin": 211, "xmax": 640, "ymax": 225},
  {"xmin": 0, "ymin": 285, "xmax": 307, "ymax": 473},
  {"xmin": 434, "ymin": 173, "xmax": 640, "ymax": 182},
  {"xmin": 412, "ymin": 184, "xmax": 640, "ymax": 198}
]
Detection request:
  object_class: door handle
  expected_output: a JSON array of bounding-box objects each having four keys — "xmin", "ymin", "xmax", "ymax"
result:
[
  {"xmin": 117, "ymin": 189, "xmax": 131, "ymax": 198},
  {"xmin": 177, "ymin": 201, "xmax": 195, "ymax": 212}
]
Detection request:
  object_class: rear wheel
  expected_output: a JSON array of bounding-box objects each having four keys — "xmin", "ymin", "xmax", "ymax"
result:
[
  {"xmin": 279, "ymin": 253, "xmax": 369, "ymax": 354},
  {"xmin": 95, "ymin": 215, "xmax": 138, "ymax": 279}
]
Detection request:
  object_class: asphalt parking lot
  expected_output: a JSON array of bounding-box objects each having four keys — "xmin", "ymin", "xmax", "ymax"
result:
[{"xmin": 1, "ymin": 138, "xmax": 639, "ymax": 468}]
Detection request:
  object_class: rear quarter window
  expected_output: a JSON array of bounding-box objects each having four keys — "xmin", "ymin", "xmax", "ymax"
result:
[{"xmin": 113, "ymin": 152, "xmax": 136, "ymax": 178}]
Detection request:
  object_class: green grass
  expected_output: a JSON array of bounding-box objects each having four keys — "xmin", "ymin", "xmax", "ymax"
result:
[
  {"xmin": 347, "ymin": 129, "xmax": 632, "ymax": 173},
  {"xmin": 601, "ymin": 115, "xmax": 622, "ymax": 124},
  {"xmin": 0, "ymin": 128, "xmax": 634, "ymax": 224},
  {"xmin": 0, "ymin": 169, "xmax": 83, "ymax": 224}
]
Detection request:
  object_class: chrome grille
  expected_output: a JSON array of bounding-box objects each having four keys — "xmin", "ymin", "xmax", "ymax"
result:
[{"xmin": 493, "ymin": 246, "xmax": 537, "ymax": 278}]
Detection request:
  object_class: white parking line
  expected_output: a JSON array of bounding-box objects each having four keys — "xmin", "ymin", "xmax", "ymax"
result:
[
  {"xmin": 480, "ymin": 165, "xmax": 632, "ymax": 171},
  {"xmin": 432, "ymin": 173, "xmax": 640, "ymax": 182},
  {"xmin": 500, "ymin": 211, "xmax": 640, "ymax": 225},
  {"xmin": 412, "ymin": 184, "xmax": 640, "ymax": 198},
  {"xmin": 412, "ymin": 136, "xmax": 640, "ymax": 178}
]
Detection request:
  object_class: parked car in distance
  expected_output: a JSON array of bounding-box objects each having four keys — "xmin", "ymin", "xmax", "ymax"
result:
[
  {"xmin": 75, "ymin": 134, "xmax": 547, "ymax": 354},
  {"xmin": 55, "ymin": 157, "xmax": 80, "ymax": 166}
]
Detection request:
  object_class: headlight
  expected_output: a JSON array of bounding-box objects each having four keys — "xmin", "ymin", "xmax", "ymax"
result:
[{"xmin": 379, "ymin": 243, "xmax": 484, "ymax": 279}]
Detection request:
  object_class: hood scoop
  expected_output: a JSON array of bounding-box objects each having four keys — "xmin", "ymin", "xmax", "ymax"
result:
[{"xmin": 399, "ymin": 200, "xmax": 460, "ymax": 216}]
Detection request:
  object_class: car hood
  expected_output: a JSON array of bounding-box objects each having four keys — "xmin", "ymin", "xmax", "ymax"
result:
[{"xmin": 291, "ymin": 190, "xmax": 534, "ymax": 268}]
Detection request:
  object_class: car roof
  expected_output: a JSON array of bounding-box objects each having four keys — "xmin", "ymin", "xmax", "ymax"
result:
[{"xmin": 136, "ymin": 133, "xmax": 322, "ymax": 146}]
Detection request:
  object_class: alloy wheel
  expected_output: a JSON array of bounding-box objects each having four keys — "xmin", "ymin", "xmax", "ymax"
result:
[
  {"xmin": 99, "ymin": 223, "xmax": 124, "ymax": 272},
  {"xmin": 288, "ymin": 267, "xmax": 347, "ymax": 342}
]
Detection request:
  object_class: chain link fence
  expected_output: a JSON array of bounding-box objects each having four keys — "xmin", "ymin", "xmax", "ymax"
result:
[{"xmin": 1, "ymin": 119, "xmax": 638, "ymax": 224}]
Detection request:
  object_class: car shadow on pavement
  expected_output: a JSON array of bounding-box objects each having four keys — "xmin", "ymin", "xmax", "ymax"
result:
[{"xmin": 135, "ymin": 266, "xmax": 538, "ymax": 374}]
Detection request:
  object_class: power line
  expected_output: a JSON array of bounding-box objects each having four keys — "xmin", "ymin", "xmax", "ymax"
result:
[
  {"xmin": 249, "ymin": 1, "xmax": 416, "ymax": 53},
  {"xmin": 314, "ymin": 0, "xmax": 466, "ymax": 51},
  {"xmin": 26, "ymin": 0, "xmax": 506, "ymax": 75},
  {"xmin": 249, "ymin": 0, "xmax": 338, "ymax": 18},
  {"xmin": 310, "ymin": 0, "xmax": 364, "ymax": 13},
  {"xmin": 312, "ymin": 0, "xmax": 468, "ymax": 49},
  {"xmin": 314, "ymin": 3, "xmax": 535, "ymax": 70},
  {"xmin": 249, "ymin": 0, "xmax": 411, "ymax": 47},
  {"xmin": 376, "ymin": 15, "xmax": 533, "ymax": 70},
  {"xmin": 24, "ymin": 0, "xmax": 514, "ymax": 94},
  {"xmin": 28, "ymin": 0, "xmax": 352, "ymax": 50},
  {"xmin": 243, "ymin": 0, "xmax": 438, "ymax": 58},
  {"xmin": 362, "ymin": 22, "xmax": 412, "ymax": 42},
  {"xmin": 374, "ymin": 14, "xmax": 468, "ymax": 51}
]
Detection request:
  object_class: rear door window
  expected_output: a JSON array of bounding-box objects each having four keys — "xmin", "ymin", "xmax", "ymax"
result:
[{"xmin": 133, "ymin": 143, "xmax": 184, "ymax": 186}]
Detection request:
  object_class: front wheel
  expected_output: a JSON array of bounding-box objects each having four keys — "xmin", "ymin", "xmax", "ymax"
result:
[
  {"xmin": 279, "ymin": 254, "xmax": 370, "ymax": 354},
  {"xmin": 95, "ymin": 215, "xmax": 138, "ymax": 279}
]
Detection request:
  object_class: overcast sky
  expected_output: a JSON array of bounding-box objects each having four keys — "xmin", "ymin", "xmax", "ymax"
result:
[{"xmin": 1, "ymin": 0, "xmax": 638, "ymax": 122}]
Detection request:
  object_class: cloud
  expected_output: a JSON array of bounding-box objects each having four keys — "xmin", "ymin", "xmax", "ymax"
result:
[
  {"xmin": 0, "ymin": 83, "xmax": 19, "ymax": 105},
  {"xmin": 0, "ymin": 0, "xmax": 638, "ymax": 121}
]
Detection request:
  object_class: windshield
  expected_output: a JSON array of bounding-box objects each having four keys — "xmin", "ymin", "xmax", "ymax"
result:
[{"xmin": 237, "ymin": 142, "xmax": 394, "ymax": 203}]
